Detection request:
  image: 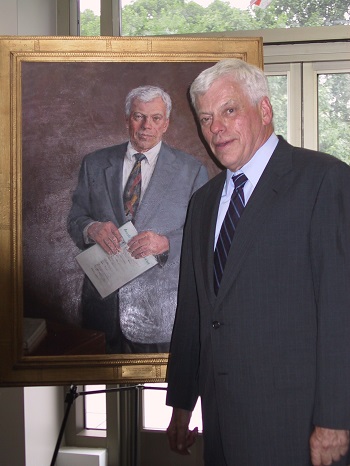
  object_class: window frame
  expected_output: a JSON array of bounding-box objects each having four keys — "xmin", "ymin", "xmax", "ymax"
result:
[
  {"xmin": 303, "ymin": 60, "xmax": 350, "ymax": 151},
  {"xmin": 264, "ymin": 63, "xmax": 302, "ymax": 147},
  {"xmin": 57, "ymin": 0, "xmax": 350, "ymax": 44}
]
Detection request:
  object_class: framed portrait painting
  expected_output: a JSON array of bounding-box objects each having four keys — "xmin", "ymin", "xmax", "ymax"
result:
[{"xmin": 0, "ymin": 35, "xmax": 263, "ymax": 386}]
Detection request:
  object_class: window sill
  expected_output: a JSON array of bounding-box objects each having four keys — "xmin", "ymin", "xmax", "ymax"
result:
[{"xmin": 77, "ymin": 429, "xmax": 107, "ymax": 438}]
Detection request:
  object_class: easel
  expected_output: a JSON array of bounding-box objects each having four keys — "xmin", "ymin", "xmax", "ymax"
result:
[
  {"xmin": 50, "ymin": 384, "xmax": 142, "ymax": 466},
  {"xmin": 50, "ymin": 383, "xmax": 167, "ymax": 466}
]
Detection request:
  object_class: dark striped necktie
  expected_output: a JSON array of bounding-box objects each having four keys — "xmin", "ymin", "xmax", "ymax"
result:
[
  {"xmin": 213, "ymin": 173, "xmax": 248, "ymax": 295},
  {"xmin": 123, "ymin": 153, "xmax": 146, "ymax": 220}
]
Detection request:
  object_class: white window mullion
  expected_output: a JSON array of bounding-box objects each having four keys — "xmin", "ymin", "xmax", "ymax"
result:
[
  {"xmin": 303, "ymin": 62, "xmax": 319, "ymax": 151},
  {"xmin": 288, "ymin": 63, "xmax": 302, "ymax": 148}
]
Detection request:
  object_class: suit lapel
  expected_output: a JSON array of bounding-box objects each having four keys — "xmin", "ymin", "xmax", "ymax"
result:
[
  {"xmin": 105, "ymin": 144, "xmax": 127, "ymax": 227},
  {"xmin": 202, "ymin": 171, "xmax": 227, "ymax": 307},
  {"xmin": 215, "ymin": 137, "xmax": 294, "ymax": 307}
]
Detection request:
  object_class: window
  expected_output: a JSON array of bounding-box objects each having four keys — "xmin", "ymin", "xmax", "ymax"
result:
[
  {"xmin": 84, "ymin": 384, "xmax": 106, "ymax": 429},
  {"xmin": 266, "ymin": 74, "xmax": 288, "ymax": 140},
  {"xmin": 79, "ymin": 0, "xmax": 101, "ymax": 35},
  {"xmin": 83, "ymin": 383, "xmax": 203, "ymax": 432},
  {"xmin": 302, "ymin": 60, "xmax": 350, "ymax": 162},
  {"xmin": 120, "ymin": 0, "xmax": 350, "ymax": 36},
  {"xmin": 317, "ymin": 72, "xmax": 350, "ymax": 164},
  {"xmin": 60, "ymin": 0, "xmax": 350, "ymax": 42},
  {"xmin": 142, "ymin": 383, "xmax": 203, "ymax": 432},
  {"xmin": 265, "ymin": 62, "xmax": 303, "ymax": 148}
]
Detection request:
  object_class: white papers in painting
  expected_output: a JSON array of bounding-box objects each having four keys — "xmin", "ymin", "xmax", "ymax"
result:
[{"xmin": 76, "ymin": 221, "xmax": 157, "ymax": 298}]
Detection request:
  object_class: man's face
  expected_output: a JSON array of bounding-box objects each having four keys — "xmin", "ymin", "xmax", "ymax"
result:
[
  {"xmin": 196, "ymin": 76, "xmax": 273, "ymax": 172},
  {"xmin": 126, "ymin": 97, "xmax": 169, "ymax": 153}
]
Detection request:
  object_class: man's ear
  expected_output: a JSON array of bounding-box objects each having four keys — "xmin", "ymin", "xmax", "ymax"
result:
[
  {"xmin": 260, "ymin": 97, "xmax": 273, "ymax": 126},
  {"xmin": 162, "ymin": 118, "xmax": 170, "ymax": 133}
]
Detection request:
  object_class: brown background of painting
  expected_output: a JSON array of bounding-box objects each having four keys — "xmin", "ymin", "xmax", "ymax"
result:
[{"xmin": 21, "ymin": 61, "xmax": 220, "ymax": 344}]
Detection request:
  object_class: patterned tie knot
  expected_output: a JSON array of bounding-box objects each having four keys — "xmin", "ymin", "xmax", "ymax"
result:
[
  {"xmin": 232, "ymin": 173, "xmax": 248, "ymax": 192},
  {"xmin": 134, "ymin": 153, "xmax": 146, "ymax": 163}
]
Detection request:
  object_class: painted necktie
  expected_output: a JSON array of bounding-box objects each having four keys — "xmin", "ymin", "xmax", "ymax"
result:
[
  {"xmin": 213, "ymin": 173, "xmax": 248, "ymax": 295},
  {"xmin": 123, "ymin": 153, "xmax": 146, "ymax": 220}
]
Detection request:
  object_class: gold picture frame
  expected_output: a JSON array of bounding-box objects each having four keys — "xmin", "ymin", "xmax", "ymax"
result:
[{"xmin": 0, "ymin": 36, "xmax": 263, "ymax": 386}]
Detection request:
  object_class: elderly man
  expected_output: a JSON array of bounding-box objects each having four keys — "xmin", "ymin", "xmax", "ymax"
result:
[
  {"xmin": 166, "ymin": 59, "xmax": 350, "ymax": 466},
  {"xmin": 68, "ymin": 85, "xmax": 208, "ymax": 353}
]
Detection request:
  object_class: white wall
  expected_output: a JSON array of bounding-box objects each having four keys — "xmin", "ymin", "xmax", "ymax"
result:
[
  {"xmin": 0, "ymin": 0, "xmax": 56, "ymax": 35},
  {"xmin": 25, "ymin": 386, "xmax": 63, "ymax": 466}
]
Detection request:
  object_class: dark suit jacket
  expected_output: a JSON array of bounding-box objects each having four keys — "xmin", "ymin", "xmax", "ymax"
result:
[
  {"xmin": 166, "ymin": 136, "xmax": 350, "ymax": 465},
  {"xmin": 68, "ymin": 142, "xmax": 208, "ymax": 353}
]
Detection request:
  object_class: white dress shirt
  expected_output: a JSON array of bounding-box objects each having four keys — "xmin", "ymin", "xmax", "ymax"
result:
[
  {"xmin": 214, "ymin": 133, "xmax": 279, "ymax": 247},
  {"xmin": 124, "ymin": 141, "xmax": 162, "ymax": 201}
]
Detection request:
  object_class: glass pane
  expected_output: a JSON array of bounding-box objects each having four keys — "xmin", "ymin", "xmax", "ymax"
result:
[
  {"xmin": 84, "ymin": 384, "xmax": 107, "ymax": 429},
  {"xmin": 120, "ymin": 0, "xmax": 350, "ymax": 36},
  {"xmin": 80, "ymin": 0, "xmax": 101, "ymax": 36},
  {"xmin": 142, "ymin": 383, "xmax": 203, "ymax": 432},
  {"xmin": 318, "ymin": 73, "xmax": 350, "ymax": 164},
  {"xmin": 267, "ymin": 74, "xmax": 288, "ymax": 140}
]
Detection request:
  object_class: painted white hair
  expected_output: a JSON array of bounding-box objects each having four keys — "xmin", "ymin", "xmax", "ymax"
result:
[{"xmin": 125, "ymin": 85, "xmax": 172, "ymax": 118}]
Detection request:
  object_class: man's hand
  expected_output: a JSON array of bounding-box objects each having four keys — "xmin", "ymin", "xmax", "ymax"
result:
[
  {"xmin": 87, "ymin": 221, "xmax": 122, "ymax": 255},
  {"xmin": 166, "ymin": 408, "xmax": 198, "ymax": 455},
  {"xmin": 310, "ymin": 426, "xmax": 350, "ymax": 466},
  {"xmin": 127, "ymin": 231, "xmax": 169, "ymax": 259}
]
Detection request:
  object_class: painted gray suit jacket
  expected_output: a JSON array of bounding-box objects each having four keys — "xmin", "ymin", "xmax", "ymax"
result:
[
  {"xmin": 166, "ymin": 137, "xmax": 350, "ymax": 465},
  {"xmin": 68, "ymin": 142, "xmax": 208, "ymax": 351}
]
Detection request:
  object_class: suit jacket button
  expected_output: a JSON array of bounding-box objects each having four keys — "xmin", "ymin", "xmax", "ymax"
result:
[{"xmin": 212, "ymin": 321, "xmax": 221, "ymax": 329}]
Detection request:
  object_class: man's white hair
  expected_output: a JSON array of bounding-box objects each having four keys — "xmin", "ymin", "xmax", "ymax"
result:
[{"xmin": 190, "ymin": 58, "xmax": 270, "ymax": 112}]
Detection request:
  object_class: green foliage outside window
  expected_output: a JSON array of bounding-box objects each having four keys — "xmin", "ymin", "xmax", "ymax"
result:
[
  {"xmin": 80, "ymin": 0, "xmax": 350, "ymax": 37},
  {"xmin": 267, "ymin": 75, "xmax": 288, "ymax": 140},
  {"xmin": 318, "ymin": 73, "xmax": 350, "ymax": 165},
  {"xmin": 120, "ymin": 0, "xmax": 349, "ymax": 36},
  {"xmin": 80, "ymin": 9, "xmax": 100, "ymax": 36}
]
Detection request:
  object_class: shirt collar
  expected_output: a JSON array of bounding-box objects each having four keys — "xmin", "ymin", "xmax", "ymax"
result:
[
  {"xmin": 224, "ymin": 132, "xmax": 279, "ymax": 193},
  {"xmin": 126, "ymin": 141, "xmax": 162, "ymax": 164}
]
